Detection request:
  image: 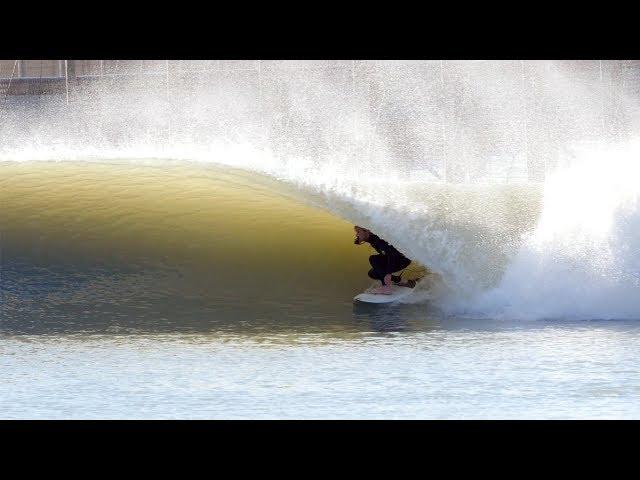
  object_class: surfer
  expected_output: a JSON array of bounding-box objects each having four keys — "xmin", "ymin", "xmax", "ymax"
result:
[{"xmin": 354, "ymin": 226, "xmax": 416, "ymax": 294}]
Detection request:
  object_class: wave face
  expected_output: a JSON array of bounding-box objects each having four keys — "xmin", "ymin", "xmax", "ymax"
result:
[
  {"xmin": 1, "ymin": 61, "xmax": 640, "ymax": 320},
  {"xmin": 0, "ymin": 161, "xmax": 383, "ymax": 330}
]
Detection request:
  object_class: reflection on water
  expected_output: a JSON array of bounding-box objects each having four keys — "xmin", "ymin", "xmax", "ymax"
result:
[
  {"xmin": 3, "ymin": 320, "xmax": 640, "ymax": 419},
  {"xmin": 1, "ymin": 256, "xmax": 444, "ymax": 337}
]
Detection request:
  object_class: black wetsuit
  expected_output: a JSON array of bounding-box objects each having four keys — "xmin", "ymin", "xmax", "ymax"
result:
[{"xmin": 366, "ymin": 233, "xmax": 411, "ymax": 284}]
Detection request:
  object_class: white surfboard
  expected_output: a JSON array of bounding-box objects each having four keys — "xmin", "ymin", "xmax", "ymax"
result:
[{"xmin": 353, "ymin": 282, "xmax": 419, "ymax": 304}]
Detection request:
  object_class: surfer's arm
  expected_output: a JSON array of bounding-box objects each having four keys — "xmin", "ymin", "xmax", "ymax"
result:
[
  {"xmin": 369, "ymin": 234, "xmax": 406, "ymax": 260},
  {"xmin": 367, "ymin": 234, "xmax": 390, "ymax": 255}
]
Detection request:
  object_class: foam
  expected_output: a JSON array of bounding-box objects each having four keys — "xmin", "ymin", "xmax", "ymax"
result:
[{"xmin": 467, "ymin": 142, "xmax": 640, "ymax": 319}]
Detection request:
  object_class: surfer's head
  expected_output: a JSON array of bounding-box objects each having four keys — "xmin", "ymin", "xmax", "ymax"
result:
[{"xmin": 354, "ymin": 226, "xmax": 370, "ymax": 244}]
